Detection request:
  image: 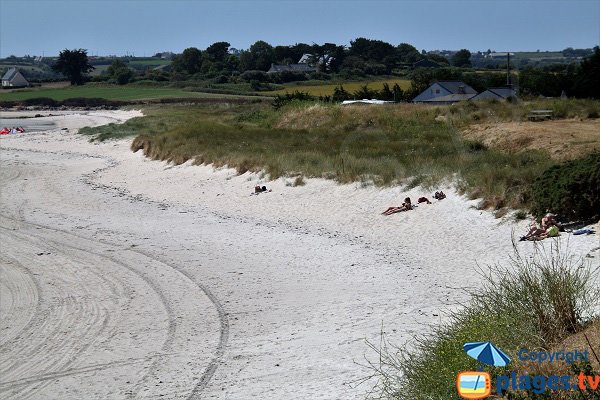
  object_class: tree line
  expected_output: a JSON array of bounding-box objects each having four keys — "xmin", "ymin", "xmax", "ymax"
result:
[{"xmin": 51, "ymin": 41, "xmax": 600, "ymax": 99}]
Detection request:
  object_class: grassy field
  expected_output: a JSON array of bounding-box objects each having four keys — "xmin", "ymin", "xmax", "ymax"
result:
[
  {"xmin": 0, "ymin": 84, "xmax": 259, "ymax": 101},
  {"xmin": 263, "ymin": 79, "xmax": 411, "ymax": 97},
  {"xmin": 80, "ymin": 99, "xmax": 600, "ymax": 211},
  {"xmin": 128, "ymin": 59, "xmax": 172, "ymax": 66}
]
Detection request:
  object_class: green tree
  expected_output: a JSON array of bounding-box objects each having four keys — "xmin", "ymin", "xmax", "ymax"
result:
[
  {"xmin": 239, "ymin": 41, "xmax": 276, "ymax": 72},
  {"xmin": 572, "ymin": 46, "xmax": 600, "ymax": 99},
  {"xmin": 353, "ymin": 84, "xmax": 377, "ymax": 99},
  {"xmin": 396, "ymin": 43, "xmax": 422, "ymax": 64},
  {"xmin": 107, "ymin": 59, "xmax": 134, "ymax": 85},
  {"xmin": 379, "ymin": 83, "xmax": 394, "ymax": 100},
  {"xmin": 204, "ymin": 41, "xmax": 230, "ymax": 62},
  {"xmin": 332, "ymin": 85, "xmax": 350, "ymax": 101},
  {"xmin": 392, "ymin": 83, "xmax": 404, "ymax": 102},
  {"xmin": 349, "ymin": 37, "xmax": 395, "ymax": 62},
  {"xmin": 427, "ymin": 53, "xmax": 450, "ymax": 65},
  {"xmin": 172, "ymin": 47, "xmax": 203, "ymax": 75},
  {"xmin": 452, "ymin": 49, "xmax": 472, "ymax": 67},
  {"xmin": 52, "ymin": 48, "xmax": 94, "ymax": 85}
]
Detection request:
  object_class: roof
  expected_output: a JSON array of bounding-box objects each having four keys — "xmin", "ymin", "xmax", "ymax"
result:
[
  {"xmin": 267, "ymin": 63, "xmax": 316, "ymax": 73},
  {"xmin": 436, "ymin": 81, "xmax": 477, "ymax": 94},
  {"xmin": 486, "ymin": 87, "xmax": 517, "ymax": 98},
  {"xmin": 2, "ymin": 67, "xmax": 18, "ymax": 81},
  {"xmin": 420, "ymin": 93, "xmax": 477, "ymax": 103},
  {"xmin": 298, "ymin": 53, "xmax": 334, "ymax": 66}
]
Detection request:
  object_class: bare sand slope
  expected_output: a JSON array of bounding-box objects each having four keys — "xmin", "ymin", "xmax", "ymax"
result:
[
  {"xmin": 1, "ymin": 111, "xmax": 598, "ymax": 399},
  {"xmin": 462, "ymin": 119, "xmax": 600, "ymax": 161}
]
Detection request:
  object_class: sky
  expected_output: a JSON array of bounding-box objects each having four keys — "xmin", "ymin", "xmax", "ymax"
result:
[{"xmin": 1, "ymin": 0, "xmax": 599, "ymax": 57}]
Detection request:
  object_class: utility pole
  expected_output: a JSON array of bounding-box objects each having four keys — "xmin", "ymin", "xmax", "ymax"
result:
[{"xmin": 507, "ymin": 51, "xmax": 511, "ymax": 89}]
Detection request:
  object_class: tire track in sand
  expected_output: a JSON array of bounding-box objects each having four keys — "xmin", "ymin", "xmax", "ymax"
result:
[
  {"xmin": 0, "ymin": 213, "xmax": 227, "ymax": 399},
  {"xmin": 1, "ymin": 145, "xmax": 230, "ymax": 398}
]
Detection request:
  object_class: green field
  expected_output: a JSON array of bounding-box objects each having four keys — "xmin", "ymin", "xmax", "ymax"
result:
[
  {"xmin": 128, "ymin": 59, "xmax": 172, "ymax": 66},
  {"xmin": 0, "ymin": 84, "xmax": 257, "ymax": 101},
  {"xmin": 263, "ymin": 79, "xmax": 411, "ymax": 96}
]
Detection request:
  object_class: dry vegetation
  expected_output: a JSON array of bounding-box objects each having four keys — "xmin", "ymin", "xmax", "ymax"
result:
[{"xmin": 462, "ymin": 119, "xmax": 600, "ymax": 161}]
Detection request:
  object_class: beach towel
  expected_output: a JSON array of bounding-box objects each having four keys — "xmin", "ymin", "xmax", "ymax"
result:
[{"xmin": 573, "ymin": 228, "xmax": 596, "ymax": 235}]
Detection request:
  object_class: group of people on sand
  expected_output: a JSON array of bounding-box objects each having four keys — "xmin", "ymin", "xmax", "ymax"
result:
[
  {"xmin": 252, "ymin": 185, "xmax": 272, "ymax": 195},
  {"xmin": 0, "ymin": 127, "xmax": 25, "ymax": 135},
  {"xmin": 382, "ymin": 191, "xmax": 446, "ymax": 216},
  {"xmin": 520, "ymin": 213, "xmax": 560, "ymax": 241}
]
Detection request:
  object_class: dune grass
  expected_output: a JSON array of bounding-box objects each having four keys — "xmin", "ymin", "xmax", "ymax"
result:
[
  {"xmin": 365, "ymin": 245, "xmax": 600, "ymax": 399},
  {"xmin": 81, "ymin": 98, "xmax": 600, "ymax": 210},
  {"xmin": 262, "ymin": 79, "xmax": 411, "ymax": 97}
]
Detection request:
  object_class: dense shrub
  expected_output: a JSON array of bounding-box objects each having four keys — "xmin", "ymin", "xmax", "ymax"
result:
[
  {"xmin": 271, "ymin": 91, "xmax": 315, "ymax": 110},
  {"xmin": 271, "ymin": 70, "xmax": 308, "ymax": 83},
  {"xmin": 240, "ymin": 70, "xmax": 271, "ymax": 83},
  {"xmin": 23, "ymin": 97, "xmax": 59, "ymax": 107},
  {"xmin": 308, "ymin": 72, "xmax": 330, "ymax": 81},
  {"xmin": 530, "ymin": 152, "xmax": 600, "ymax": 221}
]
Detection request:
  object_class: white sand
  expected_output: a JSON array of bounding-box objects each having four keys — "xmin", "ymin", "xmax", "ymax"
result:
[{"xmin": 1, "ymin": 110, "xmax": 598, "ymax": 399}]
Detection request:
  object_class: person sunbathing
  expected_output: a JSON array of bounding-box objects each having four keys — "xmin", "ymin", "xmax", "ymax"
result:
[
  {"xmin": 521, "ymin": 222, "xmax": 546, "ymax": 241},
  {"xmin": 541, "ymin": 213, "xmax": 557, "ymax": 230},
  {"xmin": 382, "ymin": 197, "xmax": 412, "ymax": 216},
  {"xmin": 521, "ymin": 219, "xmax": 560, "ymax": 241},
  {"xmin": 434, "ymin": 191, "xmax": 446, "ymax": 200}
]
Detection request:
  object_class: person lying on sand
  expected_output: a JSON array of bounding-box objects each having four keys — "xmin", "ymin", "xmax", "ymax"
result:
[
  {"xmin": 520, "ymin": 215, "xmax": 560, "ymax": 241},
  {"xmin": 541, "ymin": 213, "xmax": 557, "ymax": 229},
  {"xmin": 382, "ymin": 197, "xmax": 412, "ymax": 216},
  {"xmin": 434, "ymin": 191, "xmax": 446, "ymax": 200},
  {"xmin": 251, "ymin": 185, "xmax": 272, "ymax": 195}
]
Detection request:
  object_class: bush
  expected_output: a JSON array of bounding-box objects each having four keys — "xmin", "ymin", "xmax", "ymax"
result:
[
  {"xmin": 240, "ymin": 70, "xmax": 271, "ymax": 83},
  {"xmin": 530, "ymin": 152, "xmax": 600, "ymax": 221},
  {"xmin": 271, "ymin": 91, "xmax": 315, "ymax": 110},
  {"xmin": 366, "ymin": 246, "xmax": 600, "ymax": 399},
  {"xmin": 271, "ymin": 70, "xmax": 308, "ymax": 83},
  {"xmin": 308, "ymin": 72, "xmax": 331, "ymax": 81}
]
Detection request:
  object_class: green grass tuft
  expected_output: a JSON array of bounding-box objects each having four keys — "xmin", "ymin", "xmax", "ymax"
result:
[{"xmin": 365, "ymin": 245, "xmax": 600, "ymax": 399}]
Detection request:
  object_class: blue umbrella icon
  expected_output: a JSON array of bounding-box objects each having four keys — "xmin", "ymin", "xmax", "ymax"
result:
[{"xmin": 463, "ymin": 341, "xmax": 511, "ymax": 367}]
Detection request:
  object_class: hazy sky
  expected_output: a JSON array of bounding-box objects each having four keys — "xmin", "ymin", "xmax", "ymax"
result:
[{"xmin": 1, "ymin": 0, "xmax": 598, "ymax": 57}]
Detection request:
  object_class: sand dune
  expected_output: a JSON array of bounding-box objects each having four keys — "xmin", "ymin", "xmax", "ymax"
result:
[{"xmin": 1, "ymin": 110, "xmax": 598, "ymax": 399}]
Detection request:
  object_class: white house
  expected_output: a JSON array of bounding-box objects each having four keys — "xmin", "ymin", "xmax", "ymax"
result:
[
  {"xmin": 2, "ymin": 68, "xmax": 29, "ymax": 88},
  {"xmin": 412, "ymin": 81, "xmax": 477, "ymax": 104}
]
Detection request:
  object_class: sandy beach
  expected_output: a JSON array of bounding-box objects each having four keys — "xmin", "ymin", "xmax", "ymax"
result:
[{"xmin": 1, "ymin": 110, "xmax": 598, "ymax": 400}]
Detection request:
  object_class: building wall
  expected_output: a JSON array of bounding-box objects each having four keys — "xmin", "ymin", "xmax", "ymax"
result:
[
  {"xmin": 412, "ymin": 83, "xmax": 451, "ymax": 102},
  {"xmin": 3, "ymin": 72, "xmax": 29, "ymax": 87}
]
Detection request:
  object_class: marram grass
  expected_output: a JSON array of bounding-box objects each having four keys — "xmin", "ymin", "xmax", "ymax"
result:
[{"xmin": 82, "ymin": 99, "xmax": 600, "ymax": 210}]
